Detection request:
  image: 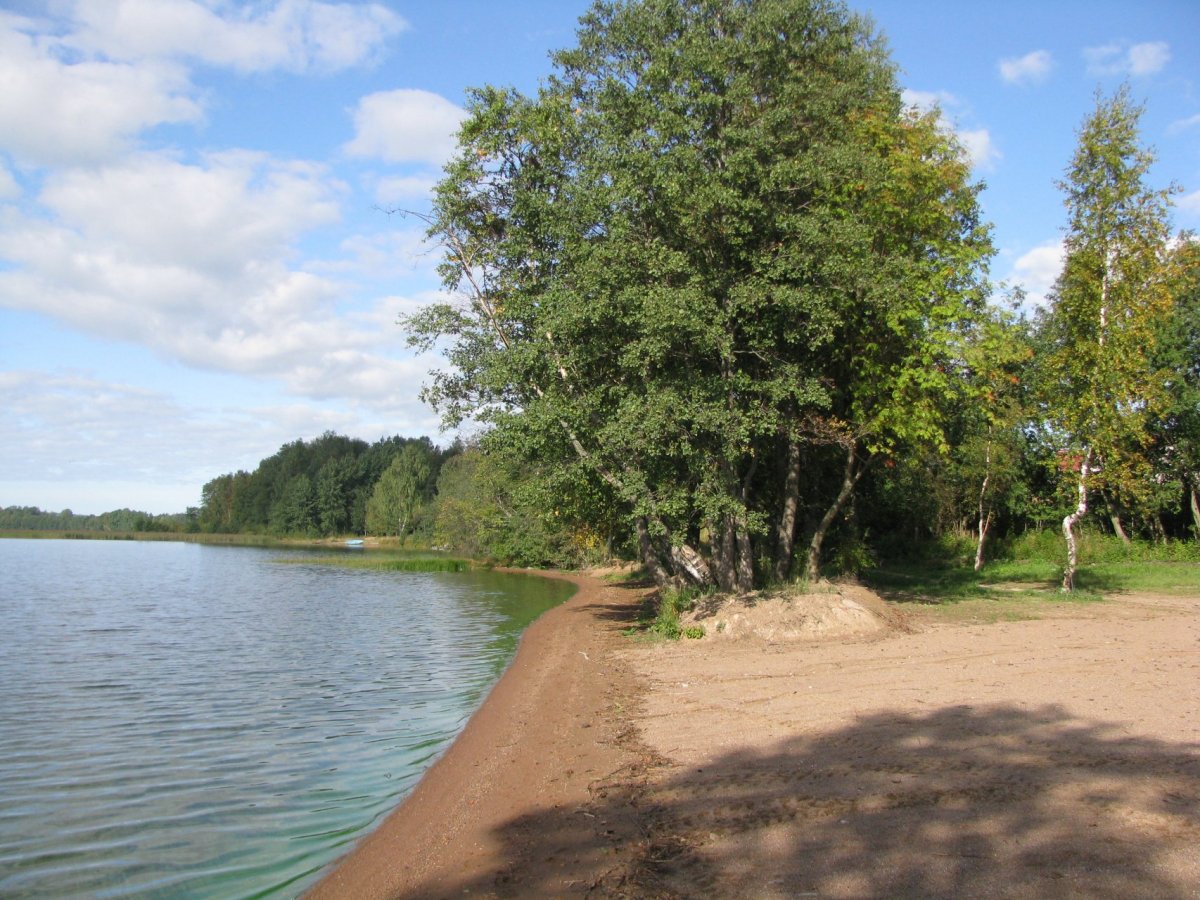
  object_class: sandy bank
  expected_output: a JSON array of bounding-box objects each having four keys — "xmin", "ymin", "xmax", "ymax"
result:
[
  {"xmin": 311, "ymin": 579, "xmax": 1200, "ymax": 898},
  {"xmin": 306, "ymin": 571, "xmax": 650, "ymax": 898}
]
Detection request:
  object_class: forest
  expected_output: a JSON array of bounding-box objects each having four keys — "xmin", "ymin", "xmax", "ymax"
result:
[
  {"xmin": 398, "ymin": 0, "xmax": 1198, "ymax": 590},
  {"xmin": 15, "ymin": 0, "xmax": 1198, "ymax": 592}
]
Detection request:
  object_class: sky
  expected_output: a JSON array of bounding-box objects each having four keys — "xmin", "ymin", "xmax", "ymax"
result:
[{"xmin": 1, "ymin": 0, "xmax": 1197, "ymax": 515}]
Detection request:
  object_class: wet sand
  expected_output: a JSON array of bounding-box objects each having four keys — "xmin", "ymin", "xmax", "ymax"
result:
[
  {"xmin": 306, "ymin": 571, "xmax": 650, "ymax": 898},
  {"xmin": 310, "ymin": 577, "xmax": 1200, "ymax": 898}
]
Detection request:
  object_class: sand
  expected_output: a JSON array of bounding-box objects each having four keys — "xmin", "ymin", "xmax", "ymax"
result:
[{"xmin": 309, "ymin": 576, "xmax": 1200, "ymax": 899}]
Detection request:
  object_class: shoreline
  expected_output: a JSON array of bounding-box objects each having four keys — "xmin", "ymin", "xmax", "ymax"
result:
[
  {"xmin": 306, "ymin": 570, "xmax": 650, "ymax": 898},
  {"xmin": 308, "ymin": 577, "xmax": 1200, "ymax": 898}
]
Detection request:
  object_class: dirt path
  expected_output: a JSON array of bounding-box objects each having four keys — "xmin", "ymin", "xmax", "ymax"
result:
[{"xmin": 310, "ymin": 583, "xmax": 1199, "ymax": 898}]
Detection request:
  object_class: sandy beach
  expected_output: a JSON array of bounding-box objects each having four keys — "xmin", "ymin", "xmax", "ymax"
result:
[{"xmin": 309, "ymin": 574, "xmax": 1200, "ymax": 898}]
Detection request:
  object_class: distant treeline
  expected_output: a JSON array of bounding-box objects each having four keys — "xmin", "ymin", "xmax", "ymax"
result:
[
  {"xmin": 197, "ymin": 432, "xmax": 446, "ymax": 537},
  {"xmin": 0, "ymin": 506, "xmax": 195, "ymax": 533},
  {"xmin": 195, "ymin": 430, "xmax": 610, "ymax": 568}
]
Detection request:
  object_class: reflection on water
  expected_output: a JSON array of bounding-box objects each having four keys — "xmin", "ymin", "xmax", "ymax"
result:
[{"xmin": 0, "ymin": 540, "xmax": 572, "ymax": 898}]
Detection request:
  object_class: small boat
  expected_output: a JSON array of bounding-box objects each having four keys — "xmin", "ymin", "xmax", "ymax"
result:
[{"xmin": 345, "ymin": 539, "xmax": 365, "ymax": 547}]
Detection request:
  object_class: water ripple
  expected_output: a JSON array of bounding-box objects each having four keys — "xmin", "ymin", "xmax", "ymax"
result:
[{"xmin": 0, "ymin": 541, "xmax": 570, "ymax": 898}]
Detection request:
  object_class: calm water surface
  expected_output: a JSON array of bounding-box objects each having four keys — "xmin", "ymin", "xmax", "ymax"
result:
[{"xmin": 0, "ymin": 539, "xmax": 573, "ymax": 898}]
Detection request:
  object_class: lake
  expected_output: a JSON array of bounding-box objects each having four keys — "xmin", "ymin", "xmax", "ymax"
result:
[{"xmin": 0, "ymin": 539, "xmax": 573, "ymax": 898}]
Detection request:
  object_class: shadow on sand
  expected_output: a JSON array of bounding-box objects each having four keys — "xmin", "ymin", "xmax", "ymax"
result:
[{"xmin": 402, "ymin": 700, "xmax": 1200, "ymax": 898}]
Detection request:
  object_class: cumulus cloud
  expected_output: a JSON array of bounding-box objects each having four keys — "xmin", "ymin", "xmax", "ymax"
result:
[
  {"xmin": 67, "ymin": 0, "xmax": 407, "ymax": 73},
  {"xmin": 344, "ymin": 89, "xmax": 466, "ymax": 166},
  {"xmin": 1011, "ymin": 241, "xmax": 1065, "ymax": 307},
  {"xmin": 998, "ymin": 50, "xmax": 1052, "ymax": 85},
  {"xmin": 0, "ymin": 146, "xmax": 452, "ymax": 426},
  {"xmin": 902, "ymin": 89, "xmax": 1000, "ymax": 172},
  {"xmin": 0, "ymin": 14, "xmax": 201, "ymax": 167},
  {"xmin": 1085, "ymin": 41, "xmax": 1171, "ymax": 77},
  {"xmin": 0, "ymin": 1, "xmax": 407, "ymax": 167},
  {"xmin": 0, "ymin": 151, "xmax": 359, "ymax": 373}
]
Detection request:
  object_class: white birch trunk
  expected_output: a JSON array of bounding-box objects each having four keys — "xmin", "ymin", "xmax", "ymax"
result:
[
  {"xmin": 974, "ymin": 439, "xmax": 992, "ymax": 573},
  {"xmin": 1061, "ymin": 449, "xmax": 1092, "ymax": 592}
]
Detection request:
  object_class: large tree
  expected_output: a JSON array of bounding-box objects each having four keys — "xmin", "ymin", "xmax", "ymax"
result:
[
  {"xmin": 407, "ymin": 0, "xmax": 991, "ymax": 590},
  {"xmin": 1038, "ymin": 86, "xmax": 1176, "ymax": 590}
]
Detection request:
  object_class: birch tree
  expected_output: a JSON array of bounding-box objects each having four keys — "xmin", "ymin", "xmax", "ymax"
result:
[{"xmin": 1040, "ymin": 86, "xmax": 1175, "ymax": 590}]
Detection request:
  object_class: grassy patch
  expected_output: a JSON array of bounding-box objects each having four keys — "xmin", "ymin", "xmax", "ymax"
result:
[
  {"xmin": 865, "ymin": 548, "xmax": 1199, "ymax": 624},
  {"xmin": 621, "ymin": 586, "xmax": 710, "ymax": 641},
  {"xmin": 278, "ymin": 552, "xmax": 473, "ymax": 573}
]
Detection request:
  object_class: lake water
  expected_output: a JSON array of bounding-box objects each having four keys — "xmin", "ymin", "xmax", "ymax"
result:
[{"xmin": 0, "ymin": 539, "xmax": 573, "ymax": 898}]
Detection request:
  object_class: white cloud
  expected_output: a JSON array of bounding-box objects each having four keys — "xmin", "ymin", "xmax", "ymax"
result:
[
  {"xmin": 374, "ymin": 173, "xmax": 440, "ymax": 205},
  {"xmin": 0, "ymin": 151, "xmax": 358, "ymax": 373},
  {"xmin": 0, "ymin": 160, "xmax": 19, "ymax": 201},
  {"xmin": 0, "ymin": 1, "xmax": 407, "ymax": 168},
  {"xmin": 0, "ymin": 15, "xmax": 201, "ymax": 167},
  {"xmin": 958, "ymin": 128, "xmax": 1002, "ymax": 172},
  {"xmin": 0, "ymin": 148, "xmax": 454, "ymax": 421},
  {"xmin": 322, "ymin": 230, "xmax": 437, "ymax": 278},
  {"xmin": 902, "ymin": 90, "xmax": 999, "ymax": 172},
  {"xmin": 901, "ymin": 88, "xmax": 959, "ymax": 114},
  {"xmin": 344, "ymin": 89, "xmax": 465, "ymax": 166},
  {"xmin": 0, "ymin": 367, "xmax": 439, "ymax": 513},
  {"xmin": 1128, "ymin": 41, "xmax": 1171, "ymax": 76},
  {"xmin": 1085, "ymin": 41, "xmax": 1170, "ymax": 77},
  {"xmin": 1011, "ymin": 241, "xmax": 1064, "ymax": 307},
  {"xmin": 998, "ymin": 50, "xmax": 1053, "ymax": 85},
  {"xmin": 67, "ymin": 0, "xmax": 407, "ymax": 73},
  {"xmin": 1168, "ymin": 113, "xmax": 1200, "ymax": 135},
  {"xmin": 1178, "ymin": 189, "xmax": 1200, "ymax": 216}
]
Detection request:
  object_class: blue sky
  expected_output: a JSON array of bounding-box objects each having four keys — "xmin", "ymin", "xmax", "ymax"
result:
[{"xmin": 1, "ymin": 0, "xmax": 1197, "ymax": 515}]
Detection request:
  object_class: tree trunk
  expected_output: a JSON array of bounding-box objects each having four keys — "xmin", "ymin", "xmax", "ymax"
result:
[
  {"xmin": 805, "ymin": 442, "xmax": 861, "ymax": 583},
  {"xmin": 1151, "ymin": 514, "xmax": 1167, "ymax": 545},
  {"xmin": 1104, "ymin": 494, "xmax": 1130, "ymax": 545},
  {"xmin": 636, "ymin": 517, "xmax": 672, "ymax": 587},
  {"xmin": 974, "ymin": 512, "xmax": 992, "ymax": 573},
  {"xmin": 774, "ymin": 438, "xmax": 802, "ymax": 583},
  {"xmin": 732, "ymin": 457, "xmax": 758, "ymax": 593},
  {"xmin": 734, "ymin": 515, "xmax": 754, "ymax": 593},
  {"xmin": 712, "ymin": 516, "xmax": 737, "ymax": 592},
  {"xmin": 974, "ymin": 440, "xmax": 992, "ymax": 573},
  {"xmin": 1061, "ymin": 450, "xmax": 1091, "ymax": 592},
  {"xmin": 1190, "ymin": 476, "xmax": 1200, "ymax": 539}
]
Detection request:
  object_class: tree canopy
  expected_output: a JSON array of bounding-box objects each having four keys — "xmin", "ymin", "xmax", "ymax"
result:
[
  {"xmin": 407, "ymin": 0, "xmax": 992, "ymax": 589},
  {"xmin": 1037, "ymin": 86, "xmax": 1176, "ymax": 589}
]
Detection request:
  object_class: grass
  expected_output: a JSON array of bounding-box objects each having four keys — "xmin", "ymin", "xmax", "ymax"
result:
[
  {"xmin": 276, "ymin": 552, "xmax": 474, "ymax": 573},
  {"xmin": 864, "ymin": 532, "xmax": 1200, "ymax": 623},
  {"xmin": 622, "ymin": 585, "xmax": 710, "ymax": 641}
]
